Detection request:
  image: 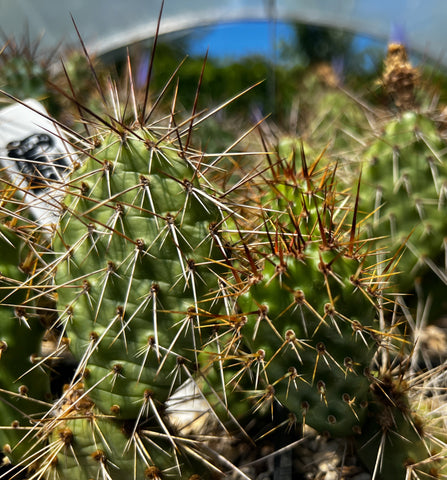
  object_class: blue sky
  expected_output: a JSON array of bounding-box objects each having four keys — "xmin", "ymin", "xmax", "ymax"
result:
[
  {"xmin": 185, "ymin": 20, "xmax": 386, "ymax": 65},
  {"xmin": 187, "ymin": 21, "xmax": 295, "ymax": 60}
]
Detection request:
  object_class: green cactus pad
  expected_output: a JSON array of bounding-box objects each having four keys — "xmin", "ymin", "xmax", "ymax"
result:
[
  {"xmin": 30, "ymin": 385, "xmax": 203, "ymax": 480},
  {"xmin": 216, "ymin": 149, "xmax": 387, "ymax": 438},
  {"xmin": 235, "ymin": 241, "xmax": 377, "ymax": 437},
  {"xmin": 355, "ymin": 373, "xmax": 445, "ymax": 480},
  {"xmin": 0, "ymin": 223, "xmax": 52, "ymax": 463},
  {"xmin": 53, "ymin": 129, "xmax": 228, "ymax": 418},
  {"xmin": 49, "ymin": 413, "xmax": 178, "ymax": 480},
  {"xmin": 361, "ymin": 111, "xmax": 447, "ymax": 291}
]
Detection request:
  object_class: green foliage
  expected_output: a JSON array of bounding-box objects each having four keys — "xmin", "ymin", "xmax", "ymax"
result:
[{"xmin": 289, "ymin": 24, "xmax": 354, "ymax": 66}]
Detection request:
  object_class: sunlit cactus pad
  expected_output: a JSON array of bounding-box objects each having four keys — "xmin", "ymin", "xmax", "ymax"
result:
[{"xmin": 52, "ymin": 127, "xmax": 229, "ymax": 419}]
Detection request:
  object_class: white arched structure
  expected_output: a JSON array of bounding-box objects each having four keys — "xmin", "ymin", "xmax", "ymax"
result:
[{"xmin": 1, "ymin": 0, "xmax": 446, "ymax": 65}]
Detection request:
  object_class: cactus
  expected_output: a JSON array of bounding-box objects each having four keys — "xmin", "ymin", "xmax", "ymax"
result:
[
  {"xmin": 342, "ymin": 43, "xmax": 447, "ymax": 480},
  {"xmin": 28, "ymin": 71, "xmax": 250, "ymax": 476},
  {"xmin": 0, "ymin": 99, "xmax": 62, "ymax": 467},
  {"xmin": 354, "ymin": 43, "xmax": 447, "ymax": 329},
  {"xmin": 334, "ymin": 43, "xmax": 447, "ymax": 284},
  {"xmin": 291, "ymin": 66, "xmax": 372, "ymax": 160},
  {"xmin": 51, "ymin": 123, "xmax": 230, "ymax": 413},
  {"xmin": 213, "ymin": 144, "xmax": 387, "ymax": 436},
  {"xmin": 30, "ymin": 382, "xmax": 206, "ymax": 480},
  {"xmin": 354, "ymin": 365, "xmax": 447, "ymax": 480},
  {"xmin": 0, "ymin": 33, "xmax": 446, "ymax": 480},
  {"xmin": 0, "ymin": 38, "xmax": 53, "ymax": 108},
  {"xmin": 0, "ymin": 221, "xmax": 53, "ymax": 468},
  {"xmin": 0, "ymin": 35, "xmax": 106, "ymax": 130},
  {"xmin": 205, "ymin": 109, "xmax": 447, "ymax": 478},
  {"xmin": 361, "ymin": 110, "xmax": 447, "ymax": 290}
]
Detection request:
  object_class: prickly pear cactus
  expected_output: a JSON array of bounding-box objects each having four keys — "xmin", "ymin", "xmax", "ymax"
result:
[
  {"xmin": 0, "ymin": 222, "xmax": 52, "ymax": 465},
  {"xmin": 361, "ymin": 110, "xmax": 447, "ymax": 293},
  {"xmin": 52, "ymin": 126, "xmax": 229, "ymax": 418},
  {"xmin": 355, "ymin": 370, "xmax": 446, "ymax": 480},
  {"xmin": 36, "ymin": 382, "xmax": 202, "ymax": 480},
  {"xmin": 218, "ymin": 138, "xmax": 447, "ymax": 478},
  {"xmin": 215, "ymin": 147, "xmax": 386, "ymax": 438},
  {"xmin": 235, "ymin": 246, "xmax": 376, "ymax": 437}
]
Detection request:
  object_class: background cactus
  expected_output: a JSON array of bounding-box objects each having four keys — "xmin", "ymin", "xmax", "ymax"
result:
[
  {"xmin": 0, "ymin": 38, "xmax": 55, "ymax": 110},
  {"xmin": 350, "ymin": 45, "xmax": 443, "ymax": 281},
  {"xmin": 360, "ymin": 110, "xmax": 447, "ymax": 287}
]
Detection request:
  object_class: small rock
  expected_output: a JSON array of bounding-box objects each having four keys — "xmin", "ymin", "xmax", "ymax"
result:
[{"xmin": 324, "ymin": 471, "xmax": 340, "ymax": 480}]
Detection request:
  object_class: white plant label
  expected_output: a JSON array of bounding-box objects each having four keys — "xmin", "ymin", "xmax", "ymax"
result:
[{"xmin": 0, "ymin": 99, "xmax": 76, "ymax": 229}]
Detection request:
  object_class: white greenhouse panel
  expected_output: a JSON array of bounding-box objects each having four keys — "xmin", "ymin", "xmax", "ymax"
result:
[{"xmin": 0, "ymin": 0, "xmax": 445, "ymax": 64}]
